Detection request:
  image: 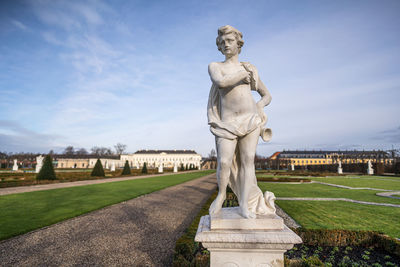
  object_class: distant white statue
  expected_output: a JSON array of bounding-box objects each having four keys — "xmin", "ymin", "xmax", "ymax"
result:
[
  {"xmin": 173, "ymin": 162, "xmax": 178, "ymax": 173},
  {"xmin": 110, "ymin": 162, "xmax": 116, "ymax": 172},
  {"xmin": 12, "ymin": 159, "xmax": 18, "ymax": 171},
  {"xmin": 158, "ymin": 162, "xmax": 163, "ymax": 173},
  {"xmin": 105, "ymin": 161, "xmax": 109, "ymax": 169},
  {"xmin": 338, "ymin": 160, "xmax": 343, "ymax": 174},
  {"xmin": 290, "ymin": 162, "xmax": 295, "ymax": 171},
  {"xmin": 367, "ymin": 160, "xmax": 374, "ymax": 175},
  {"xmin": 35, "ymin": 155, "xmax": 44, "ymax": 173},
  {"xmin": 207, "ymin": 25, "xmax": 274, "ymax": 219}
]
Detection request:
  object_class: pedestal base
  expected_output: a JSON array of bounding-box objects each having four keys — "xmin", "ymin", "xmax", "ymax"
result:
[{"xmin": 195, "ymin": 209, "xmax": 302, "ymax": 267}]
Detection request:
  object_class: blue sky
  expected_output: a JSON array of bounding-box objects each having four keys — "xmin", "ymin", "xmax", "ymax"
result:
[{"xmin": 0, "ymin": 0, "xmax": 399, "ymax": 157}]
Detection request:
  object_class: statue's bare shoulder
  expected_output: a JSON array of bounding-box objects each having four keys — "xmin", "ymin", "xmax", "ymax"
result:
[{"xmin": 208, "ymin": 61, "xmax": 223, "ymax": 75}]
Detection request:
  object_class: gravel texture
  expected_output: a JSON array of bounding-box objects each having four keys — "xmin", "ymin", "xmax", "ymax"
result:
[{"xmin": 0, "ymin": 173, "xmax": 217, "ymax": 267}]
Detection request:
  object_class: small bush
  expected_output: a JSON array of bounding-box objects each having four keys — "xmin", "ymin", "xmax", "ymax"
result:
[
  {"xmin": 91, "ymin": 159, "xmax": 105, "ymax": 177},
  {"xmin": 36, "ymin": 155, "xmax": 57, "ymax": 180},
  {"xmin": 121, "ymin": 160, "xmax": 131, "ymax": 175},
  {"xmin": 141, "ymin": 162, "xmax": 148, "ymax": 174},
  {"xmin": 303, "ymin": 255, "xmax": 324, "ymax": 266}
]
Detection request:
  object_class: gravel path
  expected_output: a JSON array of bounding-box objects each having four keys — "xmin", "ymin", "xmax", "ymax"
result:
[
  {"xmin": 0, "ymin": 173, "xmax": 217, "ymax": 267},
  {"xmin": 0, "ymin": 171, "xmax": 201, "ymax": 196}
]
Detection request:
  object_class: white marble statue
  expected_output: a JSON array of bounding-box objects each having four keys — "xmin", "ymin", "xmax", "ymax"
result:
[
  {"xmin": 173, "ymin": 162, "xmax": 178, "ymax": 173},
  {"xmin": 291, "ymin": 162, "xmax": 295, "ymax": 171},
  {"xmin": 35, "ymin": 155, "xmax": 44, "ymax": 173},
  {"xmin": 338, "ymin": 160, "xmax": 343, "ymax": 174},
  {"xmin": 12, "ymin": 159, "xmax": 18, "ymax": 171},
  {"xmin": 110, "ymin": 162, "xmax": 116, "ymax": 172},
  {"xmin": 367, "ymin": 160, "xmax": 374, "ymax": 175},
  {"xmin": 158, "ymin": 162, "xmax": 163, "ymax": 173},
  {"xmin": 207, "ymin": 25, "xmax": 274, "ymax": 219}
]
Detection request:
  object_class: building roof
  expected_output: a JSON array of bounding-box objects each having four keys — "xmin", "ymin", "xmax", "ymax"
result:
[
  {"xmin": 54, "ymin": 155, "xmax": 120, "ymax": 159},
  {"xmin": 280, "ymin": 150, "xmax": 388, "ymax": 155},
  {"xmin": 134, "ymin": 149, "xmax": 198, "ymax": 155},
  {"xmin": 277, "ymin": 150, "xmax": 391, "ymax": 159}
]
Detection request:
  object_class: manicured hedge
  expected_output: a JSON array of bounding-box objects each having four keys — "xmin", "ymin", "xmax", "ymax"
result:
[{"xmin": 294, "ymin": 228, "xmax": 400, "ymax": 257}]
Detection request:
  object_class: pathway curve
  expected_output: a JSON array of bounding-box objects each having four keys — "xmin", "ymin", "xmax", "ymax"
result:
[
  {"xmin": 312, "ymin": 181, "xmax": 392, "ymax": 191},
  {"xmin": 277, "ymin": 197, "xmax": 400, "ymax": 207},
  {"xmin": 376, "ymin": 191, "xmax": 400, "ymax": 200},
  {"xmin": 312, "ymin": 181, "xmax": 400, "ymax": 200},
  {"xmin": 0, "ymin": 173, "xmax": 217, "ymax": 267},
  {"xmin": 0, "ymin": 170, "xmax": 200, "ymax": 196}
]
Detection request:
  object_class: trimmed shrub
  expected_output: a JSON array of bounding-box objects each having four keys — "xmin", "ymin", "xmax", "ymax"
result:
[
  {"xmin": 36, "ymin": 155, "xmax": 57, "ymax": 180},
  {"xmin": 141, "ymin": 162, "xmax": 148, "ymax": 174},
  {"xmin": 91, "ymin": 159, "xmax": 105, "ymax": 177},
  {"xmin": 121, "ymin": 160, "xmax": 131, "ymax": 175}
]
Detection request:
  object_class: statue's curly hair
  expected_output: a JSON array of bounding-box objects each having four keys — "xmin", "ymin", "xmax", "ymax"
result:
[{"xmin": 216, "ymin": 25, "xmax": 244, "ymax": 54}]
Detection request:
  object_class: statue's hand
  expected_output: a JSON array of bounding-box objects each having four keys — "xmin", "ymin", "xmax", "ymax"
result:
[
  {"xmin": 243, "ymin": 75, "xmax": 251, "ymax": 84},
  {"xmin": 240, "ymin": 69, "xmax": 251, "ymax": 84},
  {"xmin": 256, "ymin": 101, "xmax": 267, "ymax": 122}
]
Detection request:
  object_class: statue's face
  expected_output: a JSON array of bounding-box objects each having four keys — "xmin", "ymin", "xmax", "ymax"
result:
[{"xmin": 219, "ymin": 33, "xmax": 239, "ymax": 56}]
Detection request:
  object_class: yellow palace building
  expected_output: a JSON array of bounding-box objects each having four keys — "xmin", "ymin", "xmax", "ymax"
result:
[{"xmin": 276, "ymin": 150, "xmax": 393, "ymax": 166}]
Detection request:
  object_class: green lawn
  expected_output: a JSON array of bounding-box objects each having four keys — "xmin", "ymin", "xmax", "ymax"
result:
[
  {"xmin": 0, "ymin": 170, "xmax": 214, "ymax": 241},
  {"xmin": 276, "ymin": 200, "xmax": 400, "ymax": 238},
  {"xmin": 258, "ymin": 180, "xmax": 400, "ymax": 238},
  {"xmin": 258, "ymin": 183, "xmax": 400, "ymax": 205},
  {"xmin": 310, "ymin": 176, "xmax": 400, "ymax": 191}
]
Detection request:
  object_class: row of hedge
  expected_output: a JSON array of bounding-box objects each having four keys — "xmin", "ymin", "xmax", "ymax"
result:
[
  {"xmin": 294, "ymin": 228, "xmax": 400, "ymax": 257},
  {"xmin": 298, "ymin": 162, "xmax": 400, "ymax": 175}
]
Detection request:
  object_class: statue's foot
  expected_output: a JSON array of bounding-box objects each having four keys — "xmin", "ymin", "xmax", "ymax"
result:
[
  {"xmin": 209, "ymin": 194, "xmax": 225, "ymax": 215},
  {"xmin": 239, "ymin": 206, "xmax": 256, "ymax": 219}
]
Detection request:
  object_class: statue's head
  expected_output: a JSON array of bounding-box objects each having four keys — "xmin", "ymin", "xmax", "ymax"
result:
[{"xmin": 216, "ymin": 25, "xmax": 244, "ymax": 55}]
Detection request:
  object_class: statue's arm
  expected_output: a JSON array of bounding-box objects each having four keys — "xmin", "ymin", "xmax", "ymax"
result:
[
  {"xmin": 208, "ymin": 62, "xmax": 249, "ymax": 88},
  {"xmin": 256, "ymin": 78, "xmax": 272, "ymax": 108}
]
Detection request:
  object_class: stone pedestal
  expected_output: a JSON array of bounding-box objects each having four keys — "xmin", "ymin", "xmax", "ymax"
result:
[
  {"xmin": 338, "ymin": 167, "xmax": 343, "ymax": 174},
  {"xmin": 195, "ymin": 208, "xmax": 302, "ymax": 267}
]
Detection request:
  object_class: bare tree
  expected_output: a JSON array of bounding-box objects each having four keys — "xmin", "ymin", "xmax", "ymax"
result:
[
  {"xmin": 64, "ymin": 146, "xmax": 75, "ymax": 155},
  {"xmin": 114, "ymin": 143, "xmax": 127, "ymax": 155},
  {"xmin": 91, "ymin": 146, "xmax": 113, "ymax": 156},
  {"xmin": 76, "ymin": 148, "xmax": 88, "ymax": 155},
  {"xmin": 208, "ymin": 149, "xmax": 216, "ymax": 159}
]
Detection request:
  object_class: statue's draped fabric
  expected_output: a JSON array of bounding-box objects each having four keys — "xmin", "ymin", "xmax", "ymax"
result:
[{"xmin": 207, "ymin": 62, "xmax": 271, "ymax": 214}]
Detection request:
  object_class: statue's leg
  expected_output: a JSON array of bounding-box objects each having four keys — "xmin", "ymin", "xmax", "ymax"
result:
[
  {"xmin": 237, "ymin": 127, "xmax": 260, "ymax": 219},
  {"xmin": 209, "ymin": 136, "xmax": 237, "ymax": 215}
]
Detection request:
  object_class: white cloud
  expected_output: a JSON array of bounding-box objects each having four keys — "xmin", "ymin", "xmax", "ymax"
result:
[{"xmin": 11, "ymin": 19, "xmax": 28, "ymax": 31}]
